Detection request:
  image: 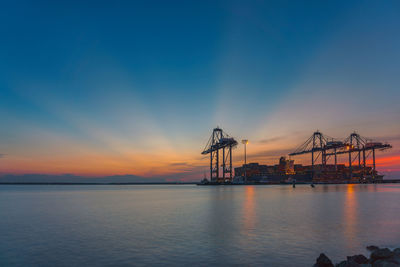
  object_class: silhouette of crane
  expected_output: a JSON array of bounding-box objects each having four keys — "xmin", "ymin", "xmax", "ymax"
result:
[
  {"xmin": 202, "ymin": 127, "xmax": 238, "ymax": 183},
  {"xmin": 290, "ymin": 131, "xmax": 392, "ymax": 180}
]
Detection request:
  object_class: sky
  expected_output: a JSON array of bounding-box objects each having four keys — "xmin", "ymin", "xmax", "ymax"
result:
[{"xmin": 0, "ymin": 0, "xmax": 399, "ymax": 181}]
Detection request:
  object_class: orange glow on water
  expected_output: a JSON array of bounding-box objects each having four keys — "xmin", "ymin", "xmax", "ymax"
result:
[
  {"xmin": 343, "ymin": 184, "xmax": 358, "ymax": 248},
  {"xmin": 243, "ymin": 186, "xmax": 256, "ymax": 230}
]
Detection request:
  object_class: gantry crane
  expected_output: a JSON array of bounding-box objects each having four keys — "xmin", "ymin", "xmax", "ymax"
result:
[
  {"xmin": 201, "ymin": 127, "xmax": 238, "ymax": 183},
  {"xmin": 289, "ymin": 131, "xmax": 392, "ymax": 180}
]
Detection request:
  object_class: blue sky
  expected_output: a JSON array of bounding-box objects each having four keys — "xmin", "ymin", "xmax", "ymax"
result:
[{"xmin": 0, "ymin": 1, "xmax": 399, "ymax": 179}]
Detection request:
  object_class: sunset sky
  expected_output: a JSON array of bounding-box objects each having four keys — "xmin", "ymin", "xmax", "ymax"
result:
[{"xmin": 1, "ymin": 1, "xmax": 399, "ymax": 181}]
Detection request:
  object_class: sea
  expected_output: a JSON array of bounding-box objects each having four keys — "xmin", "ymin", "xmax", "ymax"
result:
[{"xmin": 1, "ymin": 184, "xmax": 400, "ymax": 266}]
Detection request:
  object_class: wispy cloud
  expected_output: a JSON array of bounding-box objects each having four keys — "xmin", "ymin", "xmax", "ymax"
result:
[
  {"xmin": 168, "ymin": 162, "xmax": 192, "ymax": 167},
  {"xmin": 248, "ymin": 148, "xmax": 294, "ymax": 158},
  {"xmin": 370, "ymin": 134, "xmax": 400, "ymax": 143},
  {"xmin": 257, "ymin": 136, "xmax": 287, "ymax": 144},
  {"xmin": 0, "ymin": 173, "xmax": 167, "ymax": 183}
]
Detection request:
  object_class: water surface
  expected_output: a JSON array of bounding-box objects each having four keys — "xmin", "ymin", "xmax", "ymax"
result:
[{"xmin": 1, "ymin": 184, "xmax": 400, "ymax": 266}]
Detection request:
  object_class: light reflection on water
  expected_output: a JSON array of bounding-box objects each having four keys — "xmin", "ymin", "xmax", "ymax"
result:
[
  {"xmin": 243, "ymin": 186, "xmax": 255, "ymax": 231},
  {"xmin": 344, "ymin": 184, "xmax": 358, "ymax": 250},
  {"xmin": 0, "ymin": 184, "xmax": 400, "ymax": 266}
]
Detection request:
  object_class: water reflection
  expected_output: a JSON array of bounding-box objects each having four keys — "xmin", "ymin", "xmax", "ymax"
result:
[
  {"xmin": 243, "ymin": 186, "xmax": 256, "ymax": 230},
  {"xmin": 1, "ymin": 184, "xmax": 400, "ymax": 266},
  {"xmin": 207, "ymin": 186, "xmax": 236, "ymax": 262},
  {"xmin": 343, "ymin": 184, "xmax": 359, "ymax": 249}
]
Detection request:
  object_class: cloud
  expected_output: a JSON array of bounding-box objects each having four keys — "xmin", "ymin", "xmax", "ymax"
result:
[
  {"xmin": 0, "ymin": 174, "xmax": 168, "ymax": 183},
  {"xmin": 164, "ymin": 162, "xmax": 209, "ymax": 176},
  {"xmin": 248, "ymin": 148, "xmax": 294, "ymax": 158},
  {"xmin": 0, "ymin": 154, "xmax": 4, "ymax": 158},
  {"xmin": 257, "ymin": 136, "xmax": 287, "ymax": 144},
  {"xmin": 370, "ymin": 134, "xmax": 400, "ymax": 143},
  {"xmin": 168, "ymin": 162, "xmax": 192, "ymax": 167}
]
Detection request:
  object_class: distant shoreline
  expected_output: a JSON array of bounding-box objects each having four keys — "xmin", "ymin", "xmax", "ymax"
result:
[
  {"xmin": 0, "ymin": 182, "xmax": 197, "ymax": 185},
  {"xmin": 0, "ymin": 180, "xmax": 399, "ymax": 185}
]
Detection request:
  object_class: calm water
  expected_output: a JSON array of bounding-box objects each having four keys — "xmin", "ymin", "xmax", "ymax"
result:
[{"xmin": 1, "ymin": 184, "xmax": 400, "ymax": 266}]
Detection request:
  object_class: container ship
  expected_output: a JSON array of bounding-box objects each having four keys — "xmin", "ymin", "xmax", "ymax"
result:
[{"xmin": 231, "ymin": 157, "xmax": 383, "ymax": 184}]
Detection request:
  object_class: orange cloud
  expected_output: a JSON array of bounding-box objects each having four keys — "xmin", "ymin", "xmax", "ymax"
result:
[{"xmin": 366, "ymin": 155, "xmax": 400, "ymax": 167}]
